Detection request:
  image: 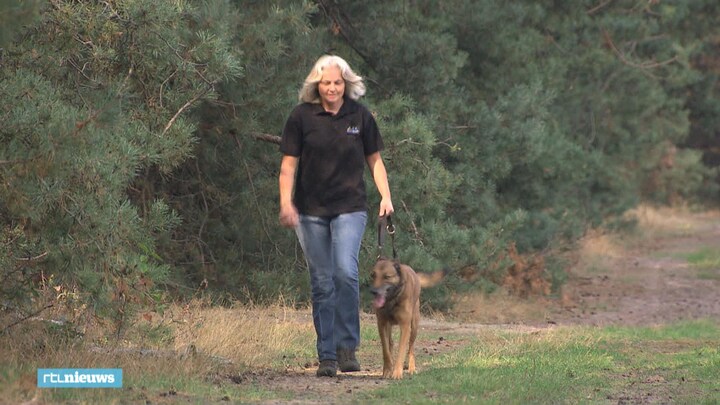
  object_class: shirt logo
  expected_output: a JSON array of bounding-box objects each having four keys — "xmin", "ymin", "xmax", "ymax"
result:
[{"xmin": 346, "ymin": 126, "xmax": 360, "ymax": 135}]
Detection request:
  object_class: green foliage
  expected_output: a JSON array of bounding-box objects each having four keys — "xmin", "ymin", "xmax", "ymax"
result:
[
  {"xmin": 0, "ymin": 224, "xmax": 41, "ymax": 317},
  {"xmin": 0, "ymin": 0, "xmax": 43, "ymax": 47},
  {"xmin": 2, "ymin": 0, "xmax": 720, "ymax": 326},
  {"xmin": 0, "ymin": 0, "xmax": 242, "ymax": 333},
  {"xmin": 153, "ymin": 0, "xmax": 326, "ymax": 299}
]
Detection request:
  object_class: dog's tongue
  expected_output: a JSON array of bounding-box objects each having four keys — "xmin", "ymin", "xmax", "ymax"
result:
[{"xmin": 373, "ymin": 295, "xmax": 386, "ymax": 309}]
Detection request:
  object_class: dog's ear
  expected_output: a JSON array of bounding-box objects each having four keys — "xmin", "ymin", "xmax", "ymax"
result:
[{"xmin": 392, "ymin": 261, "xmax": 401, "ymax": 274}]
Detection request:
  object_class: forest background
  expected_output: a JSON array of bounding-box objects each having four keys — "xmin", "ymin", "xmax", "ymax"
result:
[{"xmin": 2, "ymin": 0, "xmax": 720, "ymax": 335}]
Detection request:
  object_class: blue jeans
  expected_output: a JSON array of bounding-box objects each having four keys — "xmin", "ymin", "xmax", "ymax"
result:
[{"xmin": 296, "ymin": 211, "xmax": 368, "ymax": 362}]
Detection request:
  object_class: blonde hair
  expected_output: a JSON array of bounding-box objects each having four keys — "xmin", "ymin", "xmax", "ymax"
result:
[{"xmin": 298, "ymin": 55, "xmax": 366, "ymax": 103}]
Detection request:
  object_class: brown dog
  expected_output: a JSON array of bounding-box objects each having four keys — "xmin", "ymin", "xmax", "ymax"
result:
[{"xmin": 370, "ymin": 258, "xmax": 446, "ymax": 379}]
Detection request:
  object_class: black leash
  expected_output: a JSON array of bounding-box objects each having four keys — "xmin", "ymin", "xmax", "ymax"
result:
[{"xmin": 377, "ymin": 215, "xmax": 398, "ymax": 260}]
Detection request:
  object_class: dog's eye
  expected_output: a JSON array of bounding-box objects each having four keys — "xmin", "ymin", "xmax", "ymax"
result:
[{"xmin": 384, "ymin": 275, "xmax": 392, "ymax": 280}]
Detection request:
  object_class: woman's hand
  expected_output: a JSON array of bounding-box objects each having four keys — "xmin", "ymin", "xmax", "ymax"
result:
[
  {"xmin": 279, "ymin": 203, "xmax": 299, "ymax": 228},
  {"xmin": 379, "ymin": 197, "xmax": 394, "ymax": 217}
]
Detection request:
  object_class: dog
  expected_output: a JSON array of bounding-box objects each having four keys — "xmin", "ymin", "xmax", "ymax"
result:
[{"xmin": 369, "ymin": 257, "xmax": 447, "ymax": 379}]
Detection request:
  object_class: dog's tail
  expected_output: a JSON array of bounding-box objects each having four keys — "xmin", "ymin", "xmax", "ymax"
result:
[{"xmin": 418, "ymin": 268, "xmax": 450, "ymax": 288}]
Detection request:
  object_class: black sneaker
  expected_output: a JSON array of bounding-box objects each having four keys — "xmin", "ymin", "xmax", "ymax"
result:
[
  {"xmin": 337, "ymin": 348, "xmax": 361, "ymax": 372},
  {"xmin": 316, "ymin": 360, "xmax": 337, "ymax": 377}
]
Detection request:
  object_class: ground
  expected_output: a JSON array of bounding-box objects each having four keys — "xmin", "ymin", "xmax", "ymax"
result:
[
  {"xmin": 237, "ymin": 208, "xmax": 720, "ymax": 404},
  {"xmin": 553, "ymin": 208, "xmax": 720, "ymax": 326}
]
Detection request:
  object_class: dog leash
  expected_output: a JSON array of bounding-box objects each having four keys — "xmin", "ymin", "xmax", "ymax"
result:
[{"xmin": 377, "ymin": 214, "xmax": 398, "ymax": 260}]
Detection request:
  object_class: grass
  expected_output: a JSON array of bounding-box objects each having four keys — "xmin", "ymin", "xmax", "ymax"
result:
[
  {"xmin": 624, "ymin": 205, "xmax": 711, "ymax": 240},
  {"xmin": 3, "ymin": 304, "xmax": 719, "ymax": 404},
  {"xmin": 0, "ymin": 300, "xmax": 315, "ymax": 404},
  {"xmin": 360, "ymin": 320, "xmax": 720, "ymax": 404},
  {"xmin": 684, "ymin": 247, "xmax": 720, "ymax": 280}
]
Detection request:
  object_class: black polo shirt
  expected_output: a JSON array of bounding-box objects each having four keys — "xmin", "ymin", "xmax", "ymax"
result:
[{"xmin": 280, "ymin": 97, "xmax": 384, "ymax": 216}]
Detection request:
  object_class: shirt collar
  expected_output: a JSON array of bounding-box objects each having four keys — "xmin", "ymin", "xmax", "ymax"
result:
[{"xmin": 312, "ymin": 96, "xmax": 359, "ymax": 118}]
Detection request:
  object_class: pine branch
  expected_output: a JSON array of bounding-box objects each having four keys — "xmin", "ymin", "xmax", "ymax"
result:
[
  {"xmin": 1, "ymin": 303, "xmax": 54, "ymax": 334},
  {"xmin": 14, "ymin": 251, "xmax": 49, "ymax": 262},
  {"xmin": 161, "ymin": 87, "xmax": 212, "ymax": 136},
  {"xmin": 602, "ymin": 29, "xmax": 678, "ymax": 70},
  {"xmin": 587, "ymin": 0, "xmax": 614, "ymax": 15},
  {"xmin": 0, "ymin": 159, "xmax": 32, "ymax": 166},
  {"xmin": 401, "ymin": 199, "xmax": 424, "ymax": 247},
  {"xmin": 251, "ymin": 132, "xmax": 281, "ymax": 144},
  {"xmin": 316, "ymin": 0, "xmax": 378, "ymax": 72}
]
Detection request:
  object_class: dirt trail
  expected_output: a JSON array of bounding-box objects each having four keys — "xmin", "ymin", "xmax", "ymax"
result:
[
  {"xmin": 248, "ymin": 208, "xmax": 720, "ymax": 404},
  {"xmin": 551, "ymin": 209, "xmax": 720, "ymax": 326}
]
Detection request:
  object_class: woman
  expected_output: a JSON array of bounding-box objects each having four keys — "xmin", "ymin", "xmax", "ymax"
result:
[{"xmin": 278, "ymin": 55, "xmax": 394, "ymax": 377}]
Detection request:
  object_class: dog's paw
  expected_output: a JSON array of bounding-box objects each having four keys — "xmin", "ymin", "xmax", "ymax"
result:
[{"xmin": 390, "ymin": 369, "xmax": 404, "ymax": 380}]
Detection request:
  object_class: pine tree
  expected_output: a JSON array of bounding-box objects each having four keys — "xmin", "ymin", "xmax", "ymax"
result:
[
  {"xmin": 3, "ymin": 0, "xmax": 719, "ymax": 321},
  {"xmin": 152, "ymin": 0, "xmax": 327, "ymax": 301},
  {"xmin": 1, "ymin": 0, "xmax": 242, "ymax": 333}
]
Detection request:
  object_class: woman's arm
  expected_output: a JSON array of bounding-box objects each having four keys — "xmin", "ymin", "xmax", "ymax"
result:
[
  {"xmin": 279, "ymin": 155, "xmax": 300, "ymax": 228},
  {"xmin": 366, "ymin": 151, "xmax": 394, "ymax": 217}
]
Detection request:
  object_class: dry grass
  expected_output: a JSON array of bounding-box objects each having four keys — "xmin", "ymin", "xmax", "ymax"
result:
[
  {"xmin": 577, "ymin": 230, "xmax": 625, "ymax": 260},
  {"xmin": 0, "ymin": 318, "xmax": 217, "ymax": 404},
  {"xmin": 625, "ymin": 204, "xmax": 720, "ymax": 238},
  {"xmin": 570, "ymin": 204, "xmax": 720, "ymax": 275},
  {"xmin": 568, "ymin": 229, "xmax": 626, "ymax": 278},
  {"xmin": 450, "ymin": 290, "xmax": 552, "ymax": 324},
  {"xmin": 0, "ymin": 297, "xmax": 319, "ymax": 404},
  {"xmin": 167, "ymin": 299, "xmax": 316, "ymax": 367}
]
